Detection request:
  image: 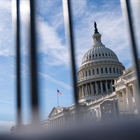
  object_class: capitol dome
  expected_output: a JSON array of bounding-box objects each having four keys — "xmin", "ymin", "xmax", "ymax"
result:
[
  {"xmin": 77, "ymin": 22, "xmax": 125, "ymax": 103},
  {"xmin": 82, "ymin": 46, "xmax": 119, "ymax": 65}
]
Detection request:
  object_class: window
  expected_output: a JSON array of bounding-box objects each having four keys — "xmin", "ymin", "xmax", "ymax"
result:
[
  {"xmin": 101, "ymin": 68, "xmax": 103, "ymax": 74},
  {"xmin": 93, "ymin": 69, "xmax": 95, "ymax": 75},
  {"xmin": 109, "ymin": 67, "xmax": 112, "ymax": 73},
  {"xmin": 89, "ymin": 70, "xmax": 91, "ymax": 76},
  {"xmin": 105, "ymin": 68, "xmax": 108, "ymax": 73},
  {"xmin": 117, "ymin": 68, "xmax": 118, "ymax": 73},
  {"xmin": 113, "ymin": 68, "xmax": 115, "ymax": 73},
  {"xmin": 108, "ymin": 82, "xmax": 110, "ymax": 89},
  {"xmin": 97, "ymin": 68, "xmax": 99, "ymax": 74}
]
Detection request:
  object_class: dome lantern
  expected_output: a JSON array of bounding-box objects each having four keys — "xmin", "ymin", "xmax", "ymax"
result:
[{"xmin": 92, "ymin": 21, "xmax": 103, "ymax": 47}]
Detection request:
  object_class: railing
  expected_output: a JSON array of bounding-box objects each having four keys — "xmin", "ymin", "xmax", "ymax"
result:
[
  {"xmin": 15, "ymin": 0, "xmax": 140, "ymax": 130},
  {"xmin": 1, "ymin": 0, "xmax": 140, "ymax": 139}
]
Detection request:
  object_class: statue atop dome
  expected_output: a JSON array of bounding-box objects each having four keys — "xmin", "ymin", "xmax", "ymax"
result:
[
  {"xmin": 94, "ymin": 21, "xmax": 97, "ymax": 29},
  {"xmin": 94, "ymin": 21, "xmax": 99, "ymax": 34}
]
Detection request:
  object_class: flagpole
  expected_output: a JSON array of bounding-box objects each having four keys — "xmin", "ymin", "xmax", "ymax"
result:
[{"xmin": 57, "ymin": 91, "xmax": 59, "ymax": 107}]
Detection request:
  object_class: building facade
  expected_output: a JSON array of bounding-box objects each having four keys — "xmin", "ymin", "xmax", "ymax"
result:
[
  {"xmin": 42, "ymin": 23, "xmax": 140, "ymax": 128},
  {"xmin": 114, "ymin": 59, "xmax": 140, "ymax": 115}
]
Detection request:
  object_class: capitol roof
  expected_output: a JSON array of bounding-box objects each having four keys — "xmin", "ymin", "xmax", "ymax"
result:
[
  {"xmin": 82, "ymin": 46, "xmax": 119, "ymax": 64},
  {"xmin": 81, "ymin": 22, "xmax": 119, "ymax": 65}
]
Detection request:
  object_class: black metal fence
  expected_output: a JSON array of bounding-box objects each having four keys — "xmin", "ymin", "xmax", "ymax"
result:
[{"xmin": 1, "ymin": 0, "xmax": 140, "ymax": 139}]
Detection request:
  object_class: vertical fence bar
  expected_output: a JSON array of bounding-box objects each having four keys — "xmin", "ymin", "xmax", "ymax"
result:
[
  {"xmin": 16, "ymin": 0, "xmax": 22, "ymax": 126},
  {"xmin": 125, "ymin": 0, "xmax": 140, "ymax": 111},
  {"xmin": 29, "ymin": 0, "xmax": 39, "ymax": 123},
  {"xmin": 67, "ymin": 0, "xmax": 80, "ymax": 118}
]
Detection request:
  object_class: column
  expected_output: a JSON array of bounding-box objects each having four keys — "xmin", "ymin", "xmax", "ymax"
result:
[
  {"xmin": 125, "ymin": 85, "xmax": 134, "ymax": 113},
  {"xmin": 132, "ymin": 82, "xmax": 140, "ymax": 113},
  {"xmin": 80, "ymin": 86, "xmax": 82, "ymax": 97},
  {"xmin": 105, "ymin": 80, "xmax": 108, "ymax": 93},
  {"xmin": 78, "ymin": 87, "xmax": 81, "ymax": 98},
  {"xmin": 90, "ymin": 83, "xmax": 94, "ymax": 95},
  {"xmin": 93, "ymin": 82, "xmax": 95, "ymax": 95},
  {"xmin": 82, "ymin": 86, "xmax": 84, "ymax": 97},
  {"xmin": 85, "ymin": 84, "xmax": 88, "ymax": 96},
  {"xmin": 116, "ymin": 92, "xmax": 121, "ymax": 112},
  {"xmin": 110, "ymin": 80, "xmax": 113, "ymax": 92},
  {"xmin": 122, "ymin": 90, "xmax": 127, "ymax": 112},
  {"xmin": 97, "ymin": 107, "xmax": 101, "ymax": 121},
  {"xmin": 111, "ymin": 67, "xmax": 113, "ymax": 74},
  {"xmin": 95, "ymin": 82, "xmax": 98, "ymax": 94},
  {"xmin": 83, "ymin": 85, "xmax": 86, "ymax": 96},
  {"xmin": 87, "ymin": 84, "xmax": 91, "ymax": 95},
  {"xmin": 100, "ymin": 81, "xmax": 103, "ymax": 94}
]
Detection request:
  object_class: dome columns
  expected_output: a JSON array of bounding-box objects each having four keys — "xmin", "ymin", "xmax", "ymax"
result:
[{"xmin": 78, "ymin": 80, "xmax": 115, "ymax": 100}]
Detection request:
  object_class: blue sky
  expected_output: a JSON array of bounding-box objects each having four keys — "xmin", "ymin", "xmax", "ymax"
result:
[{"xmin": 0, "ymin": 0, "xmax": 139, "ymax": 132}]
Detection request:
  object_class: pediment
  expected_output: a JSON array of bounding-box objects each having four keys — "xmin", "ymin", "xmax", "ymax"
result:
[{"xmin": 48, "ymin": 107, "xmax": 63, "ymax": 118}]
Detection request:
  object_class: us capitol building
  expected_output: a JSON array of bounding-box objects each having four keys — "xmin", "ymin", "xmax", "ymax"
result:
[{"xmin": 42, "ymin": 22, "xmax": 140, "ymax": 128}]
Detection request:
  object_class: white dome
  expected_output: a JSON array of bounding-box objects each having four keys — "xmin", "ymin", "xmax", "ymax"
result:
[
  {"xmin": 77, "ymin": 22, "xmax": 125, "ymax": 102},
  {"xmin": 82, "ymin": 45, "xmax": 119, "ymax": 65}
]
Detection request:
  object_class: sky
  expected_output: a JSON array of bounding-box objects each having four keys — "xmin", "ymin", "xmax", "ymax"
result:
[{"xmin": 0, "ymin": 0, "xmax": 139, "ymax": 133}]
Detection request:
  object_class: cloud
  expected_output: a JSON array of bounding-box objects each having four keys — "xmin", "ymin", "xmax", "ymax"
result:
[
  {"xmin": 70, "ymin": 0, "xmax": 133, "ymax": 69},
  {"xmin": 37, "ymin": 17, "xmax": 70, "ymax": 66},
  {"xmin": 9, "ymin": 0, "xmax": 140, "ymax": 69},
  {"xmin": 8, "ymin": 59, "xmax": 72, "ymax": 90},
  {"xmin": 38, "ymin": 72, "xmax": 72, "ymax": 90},
  {"xmin": 0, "ymin": 0, "xmax": 13, "ymax": 56},
  {"xmin": 0, "ymin": 100, "xmax": 14, "ymax": 105},
  {"xmin": 120, "ymin": 0, "xmax": 140, "ymax": 64}
]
